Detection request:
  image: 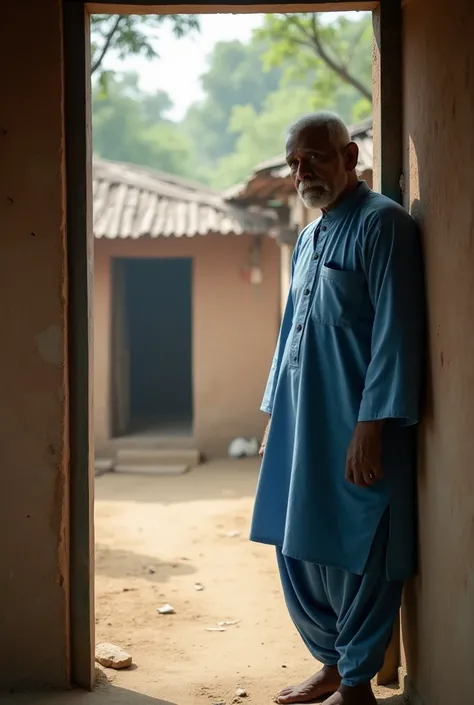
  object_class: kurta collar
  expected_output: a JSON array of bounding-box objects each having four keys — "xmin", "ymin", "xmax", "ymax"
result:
[{"xmin": 322, "ymin": 181, "xmax": 370, "ymax": 222}]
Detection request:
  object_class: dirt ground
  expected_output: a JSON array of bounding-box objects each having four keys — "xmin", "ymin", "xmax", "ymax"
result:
[{"xmin": 2, "ymin": 460, "xmax": 406, "ymax": 705}]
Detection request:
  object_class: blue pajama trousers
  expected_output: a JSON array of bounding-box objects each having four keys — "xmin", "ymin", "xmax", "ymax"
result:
[{"xmin": 276, "ymin": 518, "xmax": 403, "ymax": 687}]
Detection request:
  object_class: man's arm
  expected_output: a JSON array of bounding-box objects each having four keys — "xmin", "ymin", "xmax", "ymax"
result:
[
  {"xmin": 346, "ymin": 207, "xmax": 425, "ymax": 487},
  {"xmin": 259, "ymin": 287, "xmax": 293, "ymax": 458},
  {"xmin": 260, "ymin": 237, "xmax": 301, "ymax": 416},
  {"xmin": 259, "ymin": 236, "xmax": 304, "ymax": 456}
]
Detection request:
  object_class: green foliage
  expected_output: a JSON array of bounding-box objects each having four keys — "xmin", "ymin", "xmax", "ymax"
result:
[
  {"xmin": 91, "ymin": 13, "xmax": 373, "ymax": 189},
  {"xmin": 90, "ymin": 14, "xmax": 200, "ymax": 86},
  {"xmin": 185, "ymin": 14, "xmax": 373, "ymax": 188},
  {"xmin": 92, "ymin": 73, "xmax": 194, "ymax": 178},
  {"xmin": 256, "ymin": 13, "xmax": 372, "ymax": 121},
  {"xmin": 182, "ymin": 39, "xmax": 285, "ymax": 166},
  {"xmin": 211, "ymin": 86, "xmax": 317, "ymax": 189}
]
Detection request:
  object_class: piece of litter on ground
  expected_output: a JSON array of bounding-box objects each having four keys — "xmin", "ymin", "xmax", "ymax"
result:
[
  {"xmin": 205, "ymin": 627, "xmax": 227, "ymax": 632},
  {"xmin": 147, "ymin": 566, "xmax": 156, "ymax": 574},
  {"xmin": 217, "ymin": 620, "xmax": 241, "ymax": 627},
  {"xmin": 157, "ymin": 604, "xmax": 175, "ymax": 615},
  {"xmin": 225, "ymin": 530, "xmax": 241, "ymax": 538},
  {"xmin": 194, "ymin": 582, "xmax": 204, "ymax": 591},
  {"xmin": 235, "ymin": 689, "xmax": 248, "ymax": 698}
]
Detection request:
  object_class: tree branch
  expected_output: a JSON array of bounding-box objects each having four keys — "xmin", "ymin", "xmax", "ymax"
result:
[
  {"xmin": 91, "ymin": 16, "xmax": 124, "ymax": 75},
  {"xmin": 284, "ymin": 14, "xmax": 372, "ymax": 103}
]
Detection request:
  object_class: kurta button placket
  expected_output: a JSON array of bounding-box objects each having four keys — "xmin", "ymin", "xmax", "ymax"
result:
[{"xmin": 289, "ymin": 222, "xmax": 324, "ymax": 369}]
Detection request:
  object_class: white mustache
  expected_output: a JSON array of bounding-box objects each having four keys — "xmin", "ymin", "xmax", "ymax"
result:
[{"xmin": 298, "ymin": 180, "xmax": 327, "ymax": 194}]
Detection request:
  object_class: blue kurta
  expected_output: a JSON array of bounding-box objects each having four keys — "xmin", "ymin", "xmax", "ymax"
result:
[{"xmin": 250, "ymin": 182, "xmax": 424, "ymax": 580}]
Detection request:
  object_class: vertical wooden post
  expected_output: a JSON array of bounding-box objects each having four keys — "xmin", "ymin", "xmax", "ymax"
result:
[
  {"xmin": 63, "ymin": 0, "xmax": 95, "ymax": 690},
  {"xmin": 373, "ymin": 0, "xmax": 403, "ymax": 687},
  {"xmin": 372, "ymin": 0, "xmax": 403, "ymax": 204}
]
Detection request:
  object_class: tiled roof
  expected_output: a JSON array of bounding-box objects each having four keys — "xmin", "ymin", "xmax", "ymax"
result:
[
  {"xmin": 92, "ymin": 157, "xmax": 273, "ymax": 239},
  {"xmin": 225, "ymin": 118, "xmax": 373, "ymax": 206}
]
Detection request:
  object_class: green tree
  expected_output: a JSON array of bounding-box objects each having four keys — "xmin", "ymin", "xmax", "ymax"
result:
[
  {"xmin": 257, "ymin": 13, "xmax": 372, "ymax": 123},
  {"xmin": 211, "ymin": 85, "xmax": 317, "ymax": 189},
  {"xmin": 92, "ymin": 72, "xmax": 194, "ymax": 178},
  {"xmin": 182, "ymin": 38, "xmax": 285, "ymax": 168},
  {"xmin": 91, "ymin": 14, "xmax": 200, "ymax": 84}
]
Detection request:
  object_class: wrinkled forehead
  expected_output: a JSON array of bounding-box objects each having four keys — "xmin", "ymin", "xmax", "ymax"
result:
[{"xmin": 286, "ymin": 124, "xmax": 335, "ymax": 159}]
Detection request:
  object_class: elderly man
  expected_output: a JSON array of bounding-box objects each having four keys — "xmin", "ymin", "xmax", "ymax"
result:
[{"xmin": 251, "ymin": 112, "xmax": 424, "ymax": 705}]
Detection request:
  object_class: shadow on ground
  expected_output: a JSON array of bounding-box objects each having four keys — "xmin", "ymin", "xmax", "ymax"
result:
[
  {"xmin": 0, "ymin": 689, "xmax": 407, "ymax": 705},
  {"xmin": 95, "ymin": 459, "xmax": 260, "ymax": 505},
  {"xmin": 95, "ymin": 545, "xmax": 196, "ymax": 582},
  {"xmin": 0, "ymin": 671, "xmax": 407, "ymax": 705},
  {"xmin": 0, "ymin": 672, "xmax": 178, "ymax": 705},
  {"xmin": 0, "ymin": 689, "xmax": 176, "ymax": 705}
]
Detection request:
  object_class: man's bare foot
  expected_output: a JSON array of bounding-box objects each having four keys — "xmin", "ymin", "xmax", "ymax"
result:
[
  {"xmin": 276, "ymin": 665, "xmax": 341, "ymax": 704},
  {"xmin": 321, "ymin": 684, "xmax": 377, "ymax": 705}
]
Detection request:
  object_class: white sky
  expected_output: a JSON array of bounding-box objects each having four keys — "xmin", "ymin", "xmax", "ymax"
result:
[{"xmin": 99, "ymin": 12, "xmax": 361, "ymax": 121}]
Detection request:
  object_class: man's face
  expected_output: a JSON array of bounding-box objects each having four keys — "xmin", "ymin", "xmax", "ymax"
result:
[{"xmin": 286, "ymin": 125, "xmax": 356, "ymax": 210}]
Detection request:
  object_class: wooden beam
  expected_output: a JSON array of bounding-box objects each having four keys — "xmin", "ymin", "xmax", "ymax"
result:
[
  {"xmin": 63, "ymin": 0, "xmax": 95, "ymax": 691},
  {"xmin": 372, "ymin": 0, "xmax": 403, "ymax": 203},
  {"xmin": 87, "ymin": 2, "xmax": 378, "ymax": 15}
]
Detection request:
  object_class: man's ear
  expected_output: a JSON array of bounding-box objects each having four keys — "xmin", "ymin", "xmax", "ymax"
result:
[{"xmin": 345, "ymin": 142, "xmax": 359, "ymax": 171}]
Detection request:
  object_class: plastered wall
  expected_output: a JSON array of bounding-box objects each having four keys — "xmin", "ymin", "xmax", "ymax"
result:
[
  {"xmin": 402, "ymin": 0, "xmax": 474, "ymax": 702},
  {"xmin": 0, "ymin": 0, "xmax": 70, "ymax": 689},
  {"xmin": 94, "ymin": 235, "xmax": 280, "ymax": 456}
]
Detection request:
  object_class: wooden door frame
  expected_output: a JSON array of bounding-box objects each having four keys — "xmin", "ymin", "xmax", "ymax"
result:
[
  {"xmin": 111, "ymin": 258, "xmax": 132, "ymax": 437},
  {"xmin": 63, "ymin": 0, "xmax": 403, "ymax": 689}
]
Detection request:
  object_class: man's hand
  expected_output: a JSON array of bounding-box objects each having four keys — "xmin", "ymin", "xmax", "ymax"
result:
[
  {"xmin": 259, "ymin": 418, "xmax": 271, "ymax": 458},
  {"xmin": 345, "ymin": 420, "xmax": 385, "ymax": 488}
]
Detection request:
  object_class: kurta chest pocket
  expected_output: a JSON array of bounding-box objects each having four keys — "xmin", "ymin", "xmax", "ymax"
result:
[{"xmin": 312, "ymin": 265, "xmax": 366, "ymax": 327}]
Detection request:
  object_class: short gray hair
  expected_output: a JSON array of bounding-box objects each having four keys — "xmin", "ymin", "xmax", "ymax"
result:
[{"xmin": 287, "ymin": 112, "xmax": 351, "ymax": 149}]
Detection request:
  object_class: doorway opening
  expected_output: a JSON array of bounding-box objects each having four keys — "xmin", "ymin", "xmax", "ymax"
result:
[
  {"xmin": 112, "ymin": 257, "xmax": 193, "ymax": 438},
  {"xmin": 64, "ymin": 0, "xmax": 402, "ymax": 700}
]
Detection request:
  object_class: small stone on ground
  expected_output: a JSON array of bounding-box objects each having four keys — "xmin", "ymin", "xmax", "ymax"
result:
[{"xmin": 95, "ymin": 642, "xmax": 132, "ymax": 670}]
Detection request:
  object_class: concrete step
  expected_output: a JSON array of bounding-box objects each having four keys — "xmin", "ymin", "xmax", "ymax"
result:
[
  {"xmin": 115, "ymin": 447, "xmax": 200, "ymax": 470},
  {"xmin": 114, "ymin": 463, "xmax": 190, "ymax": 476},
  {"xmin": 106, "ymin": 435, "xmax": 196, "ymax": 452},
  {"xmin": 94, "ymin": 457, "xmax": 115, "ymax": 476}
]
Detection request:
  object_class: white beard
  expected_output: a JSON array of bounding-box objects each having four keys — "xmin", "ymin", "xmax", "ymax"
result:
[
  {"xmin": 298, "ymin": 188, "xmax": 332, "ymax": 209},
  {"xmin": 298, "ymin": 175, "xmax": 347, "ymax": 209}
]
